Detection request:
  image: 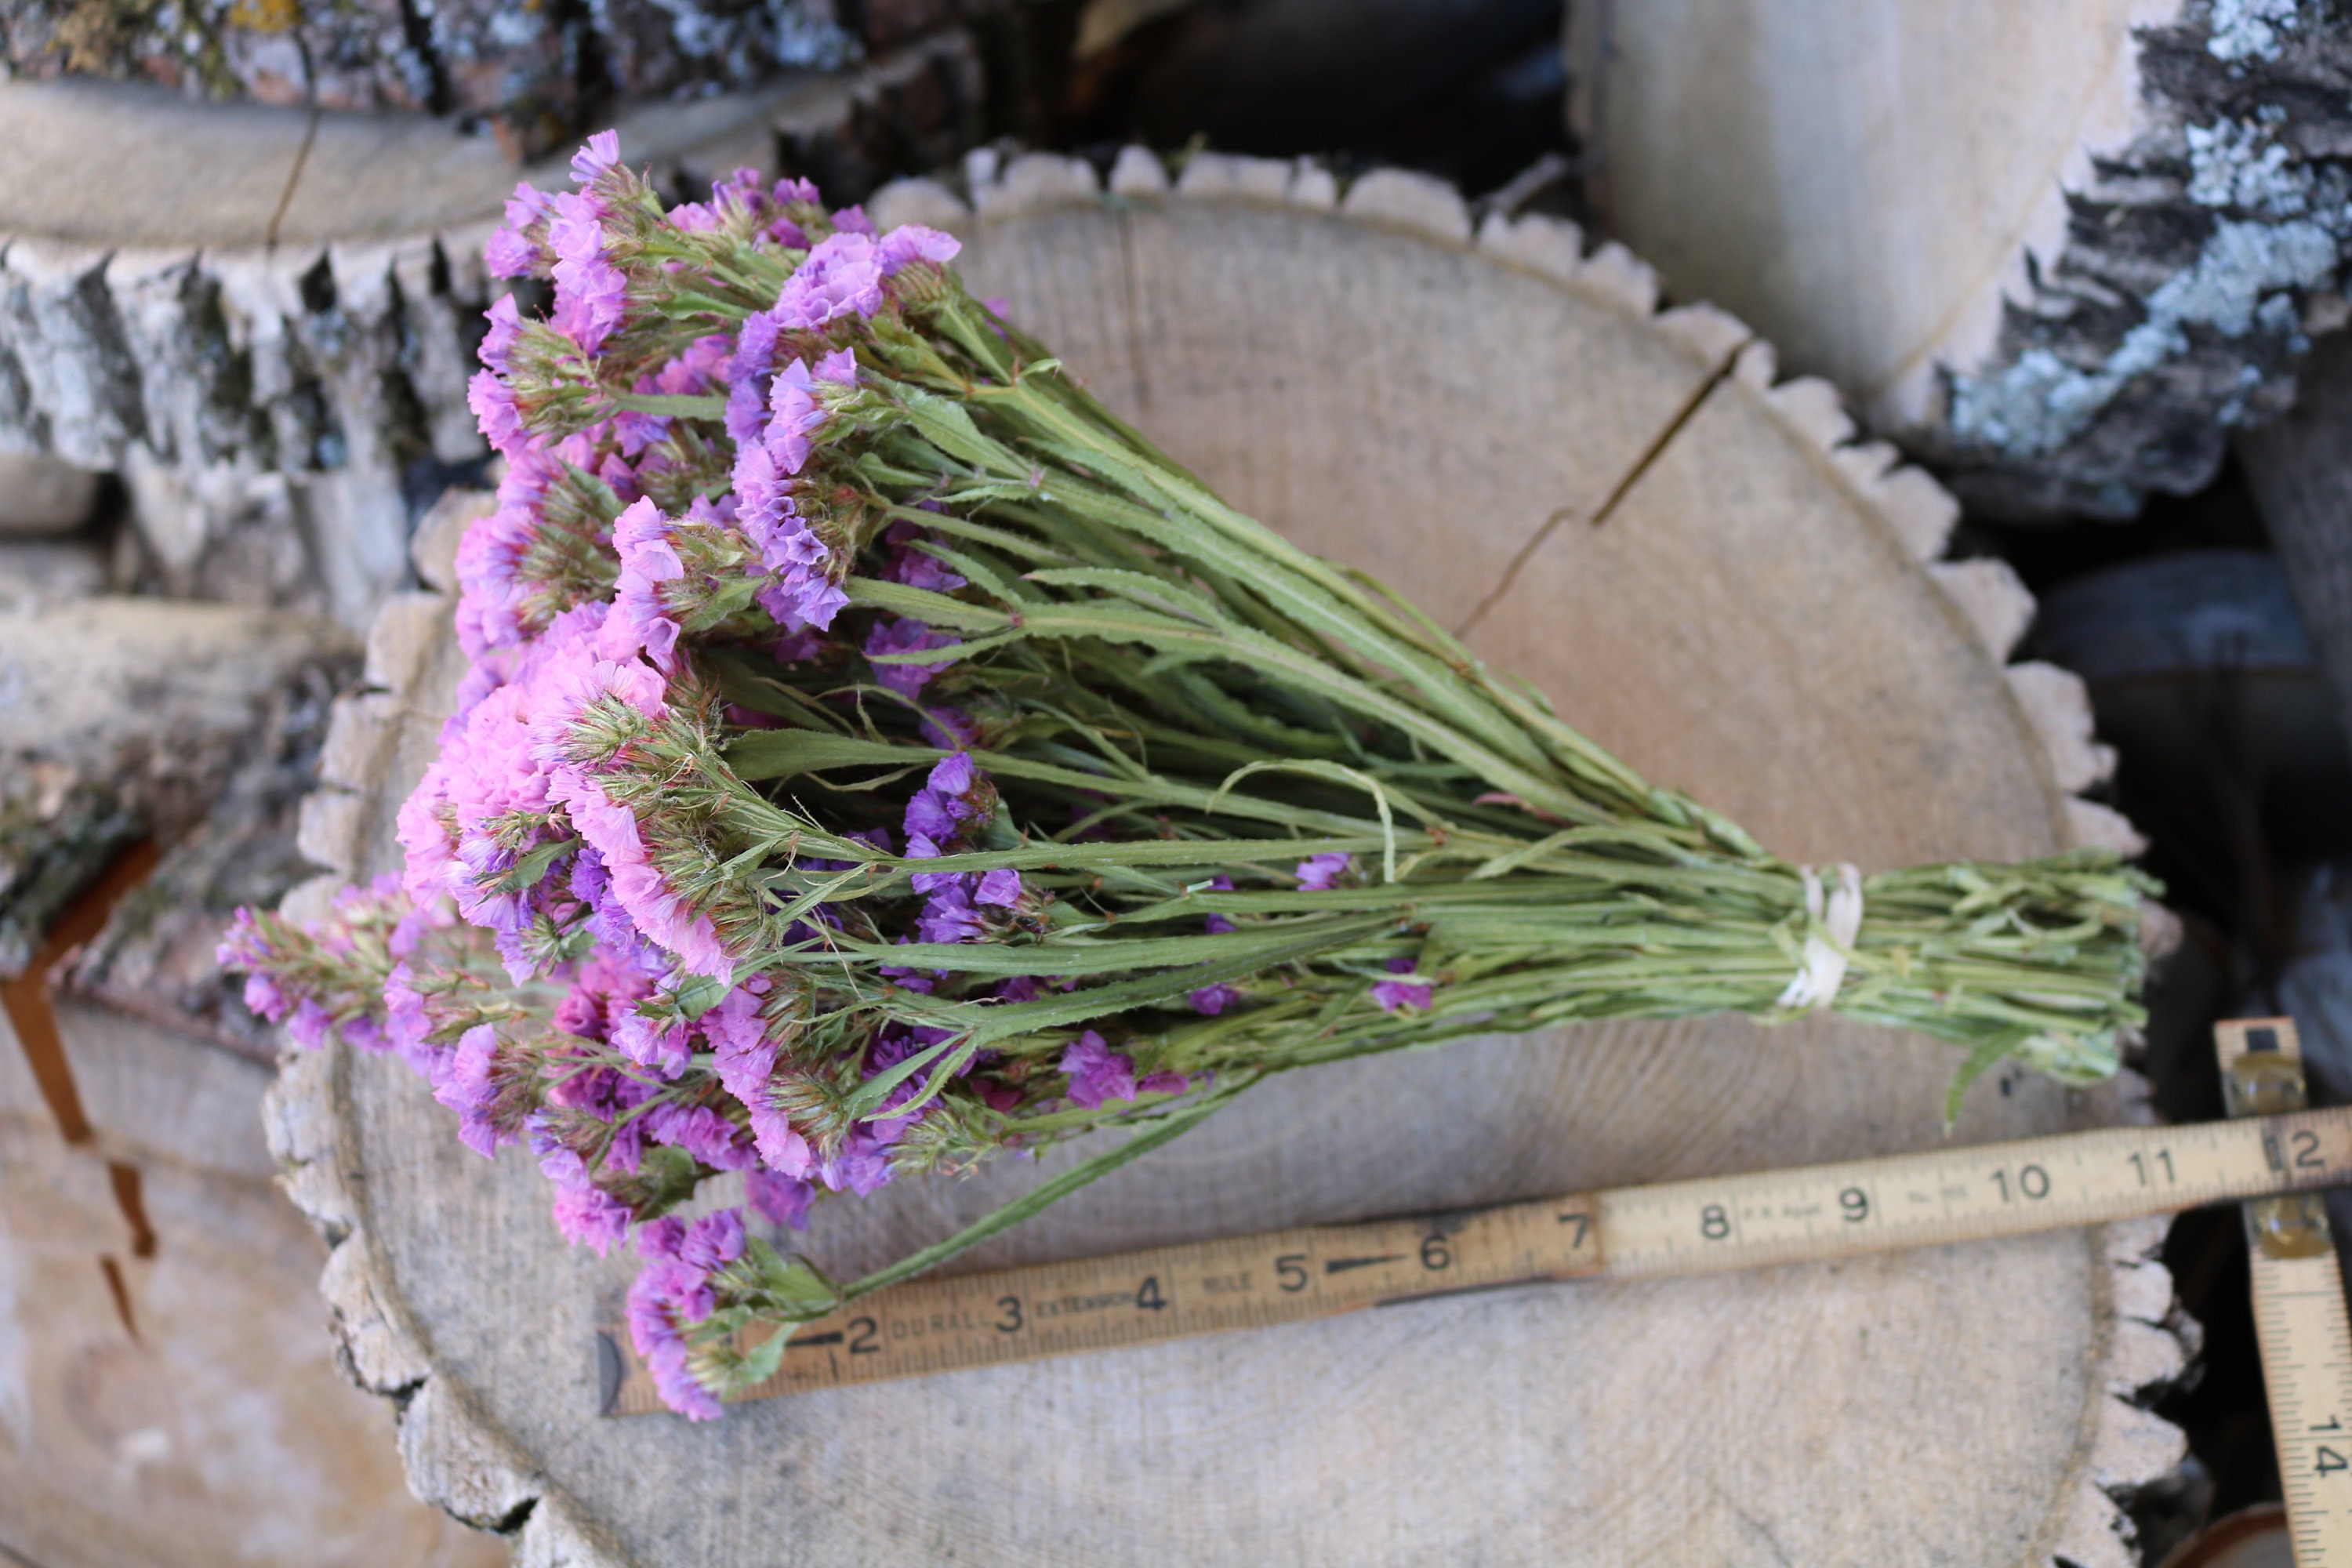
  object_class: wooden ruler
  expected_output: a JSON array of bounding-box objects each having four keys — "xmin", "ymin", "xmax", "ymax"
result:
[
  {"xmin": 2220, "ymin": 1018, "xmax": 2352, "ymax": 1565},
  {"xmin": 605, "ymin": 1023, "xmax": 2352, "ymax": 1418}
]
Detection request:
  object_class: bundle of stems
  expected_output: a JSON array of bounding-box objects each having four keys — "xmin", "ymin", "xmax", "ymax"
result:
[{"xmin": 223, "ymin": 133, "xmax": 2154, "ymax": 1417}]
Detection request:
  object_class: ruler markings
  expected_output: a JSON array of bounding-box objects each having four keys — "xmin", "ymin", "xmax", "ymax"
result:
[
  {"xmin": 600, "ymin": 1092, "xmax": 2352, "ymax": 1416},
  {"xmin": 2219, "ymin": 1018, "xmax": 2352, "ymax": 1567}
]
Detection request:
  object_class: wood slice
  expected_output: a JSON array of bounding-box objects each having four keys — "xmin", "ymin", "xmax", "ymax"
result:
[
  {"xmin": 267, "ymin": 151, "xmax": 2185, "ymax": 1567},
  {"xmin": 1571, "ymin": 2, "xmax": 2352, "ymax": 519}
]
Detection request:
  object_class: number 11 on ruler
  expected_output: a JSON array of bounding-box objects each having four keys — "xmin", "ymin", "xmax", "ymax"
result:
[{"xmin": 2220, "ymin": 1018, "xmax": 2352, "ymax": 1564}]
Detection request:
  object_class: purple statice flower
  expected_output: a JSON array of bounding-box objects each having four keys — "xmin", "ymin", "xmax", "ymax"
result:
[
  {"xmin": 287, "ymin": 996, "xmax": 333, "ymax": 1050},
  {"xmin": 551, "ymin": 1185, "xmax": 633, "ymax": 1254},
  {"xmin": 547, "ymin": 191, "xmax": 627, "ymax": 354},
  {"xmin": 1201, "ymin": 873, "xmax": 1236, "ymax": 935},
  {"xmin": 762, "ymin": 358, "xmax": 829, "ymax": 477},
  {"xmin": 816, "ymin": 1124, "xmax": 896, "ymax": 1196},
  {"xmin": 478, "ymin": 294, "xmax": 526, "ymax": 375},
  {"xmin": 884, "ymin": 521, "xmax": 966, "ymax": 593},
  {"xmin": 975, "ymin": 868, "xmax": 1022, "ymax": 907},
  {"xmin": 702, "ymin": 982, "xmax": 776, "ymax": 1104},
  {"xmin": 658, "ymin": 334, "xmax": 733, "ymax": 395},
  {"xmin": 467, "ymin": 370, "xmax": 528, "ymax": 457},
  {"xmin": 749, "ymin": 1091, "xmax": 813, "ymax": 1176},
  {"xmin": 919, "ymin": 705, "xmax": 978, "ymax": 750},
  {"xmin": 996, "ymin": 975, "xmax": 1041, "ymax": 1004},
  {"xmin": 1060, "ymin": 1029, "xmax": 1138, "ymax": 1109},
  {"xmin": 533, "ymin": 1118, "xmax": 633, "ymax": 1254},
  {"xmin": 864, "ymin": 617, "xmax": 957, "ymax": 698},
  {"xmin": 646, "ymin": 1102, "xmax": 757, "ymax": 1171},
  {"xmin": 452, "ymin": 446, "xmax": 561, "ymax": 657},
  {"xmin": 773, "ymin": 230, "xmax": 886, "ymax": 329},
  {"xmin": 570, "ymin": 128, "xmax": 622, "ymax": 187},
  {"xmin": 680, "ymin": 1207, "xmax": 746, "ymax": 1272},
  {"xmin": 430, "ymin": 1022, "xmax": 505, "ymax": 1157},
  {"xmin": 1295, "ymin": 852, "xmax": 1353, "ymax": 891},
  {"xmin": 730, "ymin": 318, "xmax": 781, "ymax": 428},
  {"xmin": 381, "ymin": 961, "xmax": 446, "ymax": 1078},
  {"xmin": 830, "ymin": 205, "xmax": 877, "ymax": 238},
  {"xmin": 398, "ymin": 605, "xmax": 665, "ymax": 977},
  {"xmin": 877, "ymin": 225, "xmax": 961, "ymax": 277},
  {"xmin": 916, "ymin": 880, "xmax": 984, "ymax": 944},
  {"xmin": 599, "ymin": 498, "xmax": 685, "ymax": 671},
  {"xmin": 1371, "ymin": 955, "xmax": 1435, "ymax": 1014},
  {"xmin": 485, "ymin": 182, "xmax": 553, "ymax": 278},
  {"xmin": 905, "ymin": 752, "xmax": 982, "ymax": 844},
  {"xmin": 746, "ymin": 1168, "xmax": 815, "ymax": 1229},
  {"xmin": 1138, "ymin": 1069, "xmax": 1191, "ymax": 1095},
  {"xmin": 626, "ymin": 1218, "xmax": 728, "ymax": 1421},
  {"xmin": 612, "ymin": 1008, "xmax": 692, "ymax": 1078},
  {"xmin": 238, "ymin": 967, "xmax": 286, "ymax": 1022},
  {"xmin": 1189, "ymin": 982, "xmax": 1241, "ymax": 1016}
]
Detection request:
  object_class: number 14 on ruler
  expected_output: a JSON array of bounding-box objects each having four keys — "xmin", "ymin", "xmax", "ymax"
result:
[{"xmin": 2221, "ymin": 1018, "xmax": 2352, "ymax": 1566}]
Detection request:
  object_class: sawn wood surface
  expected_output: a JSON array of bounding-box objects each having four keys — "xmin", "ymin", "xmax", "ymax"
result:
[{"xmin": 269, "ymin": 154, "xmax": 2187, "ymax": 1567}]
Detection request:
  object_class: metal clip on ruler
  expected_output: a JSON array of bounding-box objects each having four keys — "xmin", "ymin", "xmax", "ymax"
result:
[
  {"xmin": 608, "ymin": 1022, "xmax": 2352, "ymax": 1423},
  {"xmin": 2220, "ymin": 1018, "xmax": 2352, "ymax": 1564}
]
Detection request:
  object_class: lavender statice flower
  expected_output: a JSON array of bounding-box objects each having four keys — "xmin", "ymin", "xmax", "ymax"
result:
[
  {"xmin": 533, "ymin": 1119, "xmax": 635, "ymax": 1254},
  {"xmin": 1200, "ymin": 873, "xmax": 1236, "ymax": 935},
  {"xmin": 864, "ymin": 617, "xmax": 957, "ymax": 697},
  {"xmin": 601, "ymin": 498, "xmax": 685, "ymax": 671},
  {"xmin": 626, "ymin": 1211, "xmax": 748, "ymax": 1422},
  {"xmin": 877, "ymin": 225, "xmax": 962, "ymax": 277},
  {"xmin": 1371, "ymin": 956, "xmax": 1435, "ymax": 1013},
  {"xmin": 485, "ymin": 182, "xmax": 554, "ymax": 278},
  {"xmin": 884, "ymin": 521, "xmax": 965, "ymax": 593},
  {"xmin": 1189, "ymin": 983, "xmax": 1242, "ymax": 1016},
  {"xmin": 746, "ymin": 1169, "xmax": 816, "ymax": 1229},
  {"xmin": 772, "ymin": 230, "xmax": 887, "ymax": 328},
  {"xmin": 1060, "ymin": 1030, "xmax": 1135, "ymax": 1109},
  {"xmin": 1296, "ymin": 852, "xmax": 1353, "ymax": 891},
  {"xmin": 430, "ymin": 1023, "xmax": 507, "ymax": 1158}
]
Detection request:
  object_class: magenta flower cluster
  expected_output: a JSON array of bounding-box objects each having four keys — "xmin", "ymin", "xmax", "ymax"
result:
[{"xmin": 222, "ymin": 134, "xmax": 1247, "ymax": 1419}]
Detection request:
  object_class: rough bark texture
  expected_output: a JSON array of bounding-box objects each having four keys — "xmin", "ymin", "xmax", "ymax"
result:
[
  {"xmin": 1575, "ymin": 0, "xmax": 2352, "ymax": 521},
  {"xmin": 0, "ymin": 0, "xmax": 857, "ymax": 158},
  {"xmin": 266, "ymin": 151, "xmax": 2185, "ymax": 1567},
  {"xmin": 0, "ymin": 38, "xmax": 978, "ymax": 627},
  {"xmin": 2236, "ymin": 324, "xmax": 2352, "ymax": 756}
]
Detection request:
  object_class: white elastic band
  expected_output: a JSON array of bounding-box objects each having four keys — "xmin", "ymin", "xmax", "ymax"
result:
[{"xmin": 1776, "ymin": 862, "xmax": 1862, "ymax": 1011}]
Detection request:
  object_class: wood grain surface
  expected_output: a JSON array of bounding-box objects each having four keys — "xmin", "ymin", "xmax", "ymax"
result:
[{"xmin": 270, "ymin": 154, "xmax": 2185, "ymax": 1567}]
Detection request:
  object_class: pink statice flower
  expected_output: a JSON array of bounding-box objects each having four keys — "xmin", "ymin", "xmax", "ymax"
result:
[
  {"xmin": 878, "ymin": 225, "xmax": 961, "ymax": 277},
  {"xmin": 600, "ymin": 498, "xmax": 685, "ymax": 670},
  {"xmin": 485, "ymin": 181, "xmax": 554, "ymax": 277},
  {"xmin": 1295, "ymin": 852, "xmax": 1353, "ymax": 891},
  {"xmin": 773, "ymin": 230, "xmax": 886, "ymax": 328}
]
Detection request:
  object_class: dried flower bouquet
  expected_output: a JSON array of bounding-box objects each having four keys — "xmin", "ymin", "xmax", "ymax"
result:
[{"xmin": 224, "ymin": 135, "xmax": 2154, "ymax": 1418}]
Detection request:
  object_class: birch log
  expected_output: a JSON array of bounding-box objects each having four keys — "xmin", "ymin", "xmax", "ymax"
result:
[
  {"xmin": 1571, "ymin": 0, "xmax": 2352, "ymax": 519},
  {"xmin": 263, "ymin": 149, "xmax": 2191, "ymax": 1567}
]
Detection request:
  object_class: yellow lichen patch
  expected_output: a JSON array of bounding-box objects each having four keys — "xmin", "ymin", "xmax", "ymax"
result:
[{"xmin": 229, "ymin": 0, "xmax": 303, "ymax": 34}]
